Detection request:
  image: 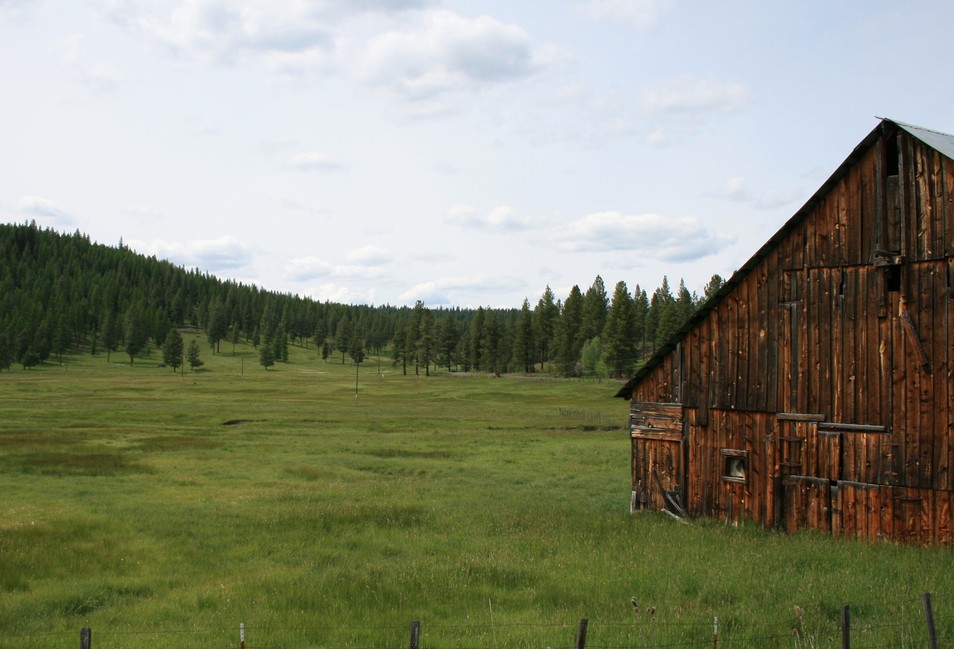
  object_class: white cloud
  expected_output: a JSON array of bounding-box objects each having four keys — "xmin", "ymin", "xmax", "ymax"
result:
[
  {"xmin": 722, "ymin": 176, "xmax": 750, "ymax": 202},
  {"xmin": 15, "ymin": 196, "xmax": 76, "ymax": 229},
  {"xmin": 287, "ymin": 151, "xmax": 343, "ymax": 172},
  {"xmin": 96, "ymin": 0, "xmax": 335, "ymax": 63},
  {"xmin": 59, "ymin": 34, "xmax": 125, "ymax": 92},
  {"xmin": 579, "ymin": 0, "xmax": 668, "ymax": 32},
  {"xmin": 642, "ymin": 75, "xmax": 751, "ymax": 118},
  {"xmin": 303, "ymin": 282, "xmax": 360, "ymax": 304},
  {"xmin": 550, "ymin": 211, "xmax": 730, "ymax": 262},
  {"xmin": 444, "ymin": 204, "xmax": 537, "ymax": 231},
  {"xmin": 0, "ymin": 0, "xmax": 34, "ymax": 21},
  {"xmin": 128, "ymin": 236, "xmax": 253, "ymax": 271},
  {"xmin": 346, "ymin": 244, "xmax": 393, "ymax": 265},
  {"xmin": 358, "ymin": 10, "xmax": 555, "ymax": 101},
  {"xmin": 400, "ymin": 273, "xmax": 524, "ymax": 306},
  {"xmin": 284, "ymin": 255, "xmax": 387, "ymax": 281},
  {"xmin": 754, "ymin": 187, "xmax": 805, "ymax": 211}
]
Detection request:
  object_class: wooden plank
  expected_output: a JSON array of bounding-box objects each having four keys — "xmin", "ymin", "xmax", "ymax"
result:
[
  {"xmin": 798, "ymin": 271, "xmax": 812, "ymax": 412},
  {"xmin": 917, "ymin": 266, "xmax": 936, "ymax": 489},
  {"xmin": 777, "ymin": 412, "xmax": 826, "ymax": 422},
  {"xmin": 726, "ymin": 294, "xmax": 738, "ymax": 408},
  {"xmin": 818, "ymin": 422, "xmax": 888, "ymax": 434},
  {"xmin": 832, "ymin": 267, "xmax": 844, "ymax": 421},
  {"xmin": 764, "ymin": 251, "xmax": 779, "ymax": 413}
]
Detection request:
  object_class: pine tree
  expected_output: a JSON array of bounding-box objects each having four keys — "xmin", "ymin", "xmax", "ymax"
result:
[
  {"xmin": 0, "ymin": 328, "xmax": 11, "ymax": 371},
  {"xmin": 554, "ymin": 285, "xmax": 584, "ymax": 377},
  {"xmin": 187, "ymin": 338, "xmax": 204, "ymax": 370},
  {"xmin": 512, "ymin": 298, "xmax": 535, "ymax": 373},
  {"xmin": 162, "ymin": 328, "xmax": 184, "ymax": 372},
  {"xmin": 580, "ymin": 275, "xmax": 608, "ymax": 342},
  {"xmin": 259, "ymin": 340, "xmax": 275, "ymax": 370},
  {"xmin": 124, "ymin": 305, "xmax": 148, "ymax": 365},
  {"xmin": 437, "ymin": 315, "xmax": 460, "ymax": 372},
  {"xmin": 533, "ymin": 286, "xmax": 558, "ymax": 371},
  {"xmin": 603, "ymin": 281, "xmax": 638, "ymax": 378}
]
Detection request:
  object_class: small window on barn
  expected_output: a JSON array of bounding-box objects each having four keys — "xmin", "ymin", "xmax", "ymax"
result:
[{"xmin": 721, "ymin": 449, "xmax": 748, "ymax": 484}]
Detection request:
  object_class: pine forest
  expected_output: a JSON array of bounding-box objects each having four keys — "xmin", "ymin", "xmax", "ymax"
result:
[{"xmin": 0, "ymin": 221, "xmax": 724, "ymax": 378}]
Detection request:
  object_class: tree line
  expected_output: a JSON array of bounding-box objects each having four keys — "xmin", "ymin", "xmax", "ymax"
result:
[{"xmin": 0, "ymin": 221, "xmax": 723, "ymax": 377}]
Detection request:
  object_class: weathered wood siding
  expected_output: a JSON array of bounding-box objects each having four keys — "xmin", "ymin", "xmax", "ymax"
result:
[{"xmin": 627, "ymin": 122, "xmax": 954, "ymax": 544}]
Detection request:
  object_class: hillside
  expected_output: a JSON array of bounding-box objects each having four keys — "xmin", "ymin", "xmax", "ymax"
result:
[{"xmin": 0, "ymin": 221, "xmax": 716, "ymax": 376}]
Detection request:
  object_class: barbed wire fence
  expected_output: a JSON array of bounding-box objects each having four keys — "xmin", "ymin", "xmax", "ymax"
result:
[{"xmin": 7, "ymin": 592, "xmax": 949, "ymax": 649}]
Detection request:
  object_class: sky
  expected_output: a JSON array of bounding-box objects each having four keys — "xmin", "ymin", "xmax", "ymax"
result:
[{"xmin": 3, "ymin": 0, "xmax": 954, "ymax": 309}]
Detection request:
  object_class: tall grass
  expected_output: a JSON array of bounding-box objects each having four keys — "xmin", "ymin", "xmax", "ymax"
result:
[{"xmin": 1, "ymin": 339, "xmax": 951, "ymax": 648}]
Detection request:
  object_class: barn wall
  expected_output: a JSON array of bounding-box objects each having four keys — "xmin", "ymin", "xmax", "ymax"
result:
[{"xmin": 627, "ymin": 123, "xmax": 954, "ymax": 543}]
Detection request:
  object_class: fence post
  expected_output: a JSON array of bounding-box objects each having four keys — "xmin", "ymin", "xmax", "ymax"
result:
[
  {"xmin": 575, "ymin": 618, "xmax": 588, "ymax": 649},
  {"xmin": 840, "ymin": 605, "xmax": 850, "ymax": 649},
  {"xmin": 80, "ymin": 627, "xmax": 91, "ymax": 649},
  {"xmin": 240, "ymin": 622, "xmax": 245, "ymax": 649},
  {"xmin": 922, "ymin": 593, "xmax": 938, "ymax": 649},
  {"xmin": 409, "ymin": 620, "xmax": 420, "ymax": 649},
  {"xmin": 712, "ymin": 617, "xmax": 718, "ymax": 649}
]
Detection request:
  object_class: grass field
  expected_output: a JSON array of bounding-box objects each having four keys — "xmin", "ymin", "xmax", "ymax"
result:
[{"xmin": 1, "ymin": 337, "xmax": 953, "ymax": 648}]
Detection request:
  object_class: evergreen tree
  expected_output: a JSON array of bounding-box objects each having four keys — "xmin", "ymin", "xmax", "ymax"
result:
[
  {"xmin": 259, "ymin": 340, "xmax": 275, "ymax": 370},
  {"xmin": 124, "ymin": 305, "xmax": 148, "ymax": 365},
  {"xmin": 348, "ymin": 334, "xmax": 365, "ymax": 364},
  {"xmin": 702, "ymin": 273, "xmax": 725, "ymax": 303},
  {"xmin": 675, "ymin": 279, "xmax": 695, "ymax": 328},
  {"xmin": 335, "ymin": 314, "xmax": 352, "ymax": 364},
  {"xmin": 187, "ymin": 338, "xmax": 204, "ymax": 370},
  {"xmin": 512, "ymin": 298, "xmax": 535, "ymax": 373},
  {"xmin": 0, "ymin": 328, "xmax": 11, "ymax": 371},
  {"xmin": 480, "ymin": 310, "xmax": 504, "ymax": 375},
  {"xmin": 206, "ymin": 296, "xmax": 228, "ymax": 353},
  {"xmin": 312, "ymin": 320, "xmax": 327, "ymax": 354},
  {"xmin": 162, "ymin": 328, "xmax": 184, "ymax": 372},
  {"xmin": 533, "ymin": 286, "xmax": 558, "ymax": 371},
  {"xmin": 468, "ymin": 307, "xmax": 485, "ymax": 371},
  {"xmin": 580, "ymin": 275, "xmax": 608, "ymax": 342},
  {"xmin": 391, "ymin": 320, "xmax": 408, "ymax": 375},
  {"xmin": 418, "ymin": 306, "xmax": 436, "ymax": 376},
  {"xmin": 228, "ymin": 322, "xmax": 240, "ymax": 355},
  {"xmin": 437, "ymin": 315, "xmax": 460, "ymax": 372},
  {"xmin": 651, "ymin": 276, "xmax": 679, "ymax": 350},
  {"xmin": 554, "ymin": 285, "xmax": 584, "ymax": 377},
  {"xmin": 632, "ymin": 285, "xmax": 650, "ymax": 360},
  {"xmin": 602, "ymin": 281, "xmax": 638, "ymax": 378}
]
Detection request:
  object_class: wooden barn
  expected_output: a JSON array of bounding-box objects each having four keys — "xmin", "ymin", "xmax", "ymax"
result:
[{"xmin": 615, "ymin": 118, "xmax": 954, "ymax": 545}]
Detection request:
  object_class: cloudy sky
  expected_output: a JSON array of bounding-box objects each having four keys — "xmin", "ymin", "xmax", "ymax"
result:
[{"xmin": 3, "ymin": 1, "xmax": 953, "ymax": 308}]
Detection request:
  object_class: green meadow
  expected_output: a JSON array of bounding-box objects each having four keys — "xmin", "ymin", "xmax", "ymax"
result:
[{"xmin": 1, "ymin": 338, "xmax": 952, "ymax": 648}]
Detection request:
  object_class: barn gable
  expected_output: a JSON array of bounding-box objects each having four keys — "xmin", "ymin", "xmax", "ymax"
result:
[{"xmin": 618, "ymin": 118, "xmax": 954, "ymax": 545}]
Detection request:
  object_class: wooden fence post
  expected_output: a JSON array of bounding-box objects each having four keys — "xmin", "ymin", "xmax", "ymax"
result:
[
  {"xmin": 80, "ymin": 627, "xmax": 91, "ymax": 649},
  {"xmin": 409, "ymin": 620, "xmax": 420, "ymax": 649},
  {"xmin": 922, "ymin": 593, "xmax": 938, "ymax": 649},
  {"xmin": 840, "ymin": 605, "xmax": 850, "ymax": 649},
  {"xmin": 575, "ymin": 618, "xmax": 588, "ymax": 649}
]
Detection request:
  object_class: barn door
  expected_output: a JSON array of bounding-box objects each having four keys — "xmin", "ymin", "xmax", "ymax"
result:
[
  {"xmin": 775, "ymin": 416, "xmax": 839, "ymax": 532},
  {"xmin": 630, "ymin": 403, "xmax": 685, "ymax": 515}
]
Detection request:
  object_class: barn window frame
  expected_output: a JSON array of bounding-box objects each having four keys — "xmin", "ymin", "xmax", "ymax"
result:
[{"xmin": 721, "ymin": 448, "xmax": 749, "ymax": 484}]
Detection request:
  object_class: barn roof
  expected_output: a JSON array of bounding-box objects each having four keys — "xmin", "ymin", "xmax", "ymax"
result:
[{"xmin": 614, "ymin": 118, "xmax": 954, "ymax": 400}]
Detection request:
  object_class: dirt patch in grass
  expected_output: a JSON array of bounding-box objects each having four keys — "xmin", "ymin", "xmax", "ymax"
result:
[{"xmin": 221, "ymin": 419, "xmax": 259, "ymax": 426}]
